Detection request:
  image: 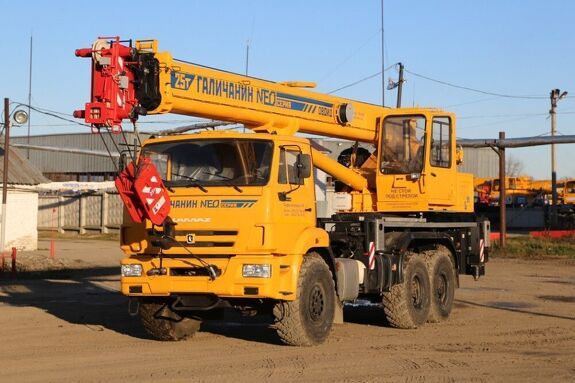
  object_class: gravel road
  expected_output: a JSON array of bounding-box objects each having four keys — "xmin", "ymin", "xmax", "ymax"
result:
[{"xmin": 0, "ymin": 240, "xmax": 574, "ymax": 382}]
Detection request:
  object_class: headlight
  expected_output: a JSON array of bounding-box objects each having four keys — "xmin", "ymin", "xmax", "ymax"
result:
[
  {"xmin": 121, "ymin": 264, "xmax": 143, "ymax": 277},
  {"xmin": 242, "ymin": 264, "xmax": 271, "ymax": 278}
]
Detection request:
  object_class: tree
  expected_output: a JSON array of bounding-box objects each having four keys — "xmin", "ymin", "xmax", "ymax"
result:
[{"xmin": 506, "ymin": 155, "xmax": 525, "ymax": 177}]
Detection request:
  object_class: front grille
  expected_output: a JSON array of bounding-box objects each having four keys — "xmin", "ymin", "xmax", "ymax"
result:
[
  {"xmin": 175, "ymin": 230, "xmax": 238, "ymax": 236},
  {"xmin": 170, "ymin": 266, "xmax": 222, "ymax": 277},
  {"xmin": 129, "ymin": 285, "xmax": 143, "ymax": 294},
  {"xmin": 175, "ymin": 229, "xmax": 238, "ymax": 248},
  {"xmin": 180, "ymin": 241, "xmax": 235, "ymax": 248},
  {"xmin": 179, "ymin": 230, "xmax": 237, "ymax": 236}
]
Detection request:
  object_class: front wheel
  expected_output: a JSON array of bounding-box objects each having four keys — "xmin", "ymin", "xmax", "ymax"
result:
[
  {"xmin": 273, "ymin": 253, "xmax": 335, "ymax": 346},
  {"xmin": 382, "ymin": 254, "xmax": 431, "ymax": 329},
  {"xmin": 139, "ymin": 299, "xmax": 201, "ymax": 341}
]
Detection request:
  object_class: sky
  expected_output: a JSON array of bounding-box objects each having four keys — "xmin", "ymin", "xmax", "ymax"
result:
[{"xmin": 0, "ymin": 0, "xmax": 574, "ymax": 179}]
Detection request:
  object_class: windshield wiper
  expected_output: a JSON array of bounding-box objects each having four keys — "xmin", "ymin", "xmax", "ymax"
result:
[
  {"xmin": 169, "ymin": 173, "xmax": 208, "ymax": 193},
  {"xmin": 202, "ymin": 171, "xmax": 243, "ymax": 193}
]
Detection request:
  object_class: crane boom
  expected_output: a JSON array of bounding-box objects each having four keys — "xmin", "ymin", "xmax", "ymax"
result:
[{"xmin": 74, "ymin": 38, "xmax": 380, "ymax": 143}]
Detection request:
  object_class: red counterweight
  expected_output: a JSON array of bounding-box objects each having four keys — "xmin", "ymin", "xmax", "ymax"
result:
[
  {"xmin": 74, "ymin": 37, "xmax": 138, "ymax": 133},
  {"xmin": 115, "ymin": 156, "xmax": 171, "ymax": 226}
]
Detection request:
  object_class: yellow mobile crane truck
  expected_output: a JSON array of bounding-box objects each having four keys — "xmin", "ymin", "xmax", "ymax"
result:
[{"xmin": 75, "ymin": 37, "xmax": 489, "ymax": 346}]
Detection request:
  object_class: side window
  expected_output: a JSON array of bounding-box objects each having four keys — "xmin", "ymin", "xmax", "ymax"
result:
[
  {"xmin": 278, "ymin": 148, "xmax": 303, "ymax": 185},
  {"xmin": 431, "ymin": 117, "xmax": 451, "ymax": 168}
]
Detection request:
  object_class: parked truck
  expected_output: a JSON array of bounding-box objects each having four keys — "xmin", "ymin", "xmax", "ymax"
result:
[{"xmin": 75, "ymin": 37, "xmax": 489, "ymax": 346}]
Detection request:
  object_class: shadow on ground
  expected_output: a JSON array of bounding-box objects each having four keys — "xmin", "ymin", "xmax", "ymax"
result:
[
  {"xmin": 0, "ymin": 267, "xmax": 149, "ymax": 339},
  {"xmin": 0, "ymin": 268, "xmax": 283, "ymax": 344},
  {"xmin": 0, "ymin": 269, "xmax": 410, "ymax": 344},
  {"xmin": 343, "ymin": 303, "xmax": 390, "ymax": 327}
]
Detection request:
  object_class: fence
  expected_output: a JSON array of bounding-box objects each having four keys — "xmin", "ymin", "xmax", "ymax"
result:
[{"xmin": 38, "ymin": 192, "xmax": 123, "ymax": 233}]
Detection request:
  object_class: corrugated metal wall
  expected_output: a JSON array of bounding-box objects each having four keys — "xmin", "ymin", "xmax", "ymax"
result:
[
  {"xmin": 12, "ymin": 132, "xmax": 146, "ymax": 173},
  {"xmin": 460, "ymin": 147, "xmax": 499, "ymax": 178}
]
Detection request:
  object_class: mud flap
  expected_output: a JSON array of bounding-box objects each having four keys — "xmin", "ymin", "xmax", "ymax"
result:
[{"xmin": 334, "ymin": 300, "xmax": 344, "ymax": 325}]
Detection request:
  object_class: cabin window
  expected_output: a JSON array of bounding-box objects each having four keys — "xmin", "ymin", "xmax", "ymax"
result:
[{"xmin": 431, "ymin": 117, "xmax": 451, "ymax": 168}]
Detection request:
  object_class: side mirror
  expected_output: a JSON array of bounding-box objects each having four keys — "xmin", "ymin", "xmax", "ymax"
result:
[
  {"xmin": 297, "ymin": 153, "xmax": 312, "ymax": 179},
  {"xmin": 456, "ymin": 145, "xmax": 464, "ymax": 165}
]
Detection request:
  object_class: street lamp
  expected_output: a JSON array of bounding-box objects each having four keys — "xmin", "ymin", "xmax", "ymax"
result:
[
  {"xmin": 550, "ymin": 89, "xmax": 568, "ymax": 227},
  {"xmin": 1, "ymin": 98, "xmax": 29, "ymax": 253}
]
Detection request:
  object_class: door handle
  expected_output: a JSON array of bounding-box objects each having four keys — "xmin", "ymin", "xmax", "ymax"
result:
[{"xmin": 305, "ymin": 208, "xmax": 312, "ymax": 212}]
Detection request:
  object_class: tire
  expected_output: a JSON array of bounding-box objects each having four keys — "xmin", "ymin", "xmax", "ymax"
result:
[
  {"xmin": 426, "ymin": 247, "xmax": 456, "ymax": 323},
  {"xmin": 382, "ymin": 254, "xmax": 430, "ymax": 329},
  {"xmin": 139, "ymin": 299, "xmax": 201, "ymax": 341},
  {"xmin": 273, "ymin": 253, "xmax": 335, "ymax": 346}
]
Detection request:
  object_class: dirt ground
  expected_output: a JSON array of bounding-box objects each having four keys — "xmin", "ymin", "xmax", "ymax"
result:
[{"xmin": 0, "ymin": 239, "xmax": 574, "ymax": 383}]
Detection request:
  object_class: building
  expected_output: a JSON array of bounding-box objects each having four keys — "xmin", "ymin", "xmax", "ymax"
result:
[
  {"xmin": 12, "ymin": 132, "xmax": 146, "ymax": 181},
  {"xmin": 0, "ymin": 143, "xmax": 49, "ymax": 251},
  {"xmin": 458, "ymin": 147, "xmax": 498, "ymax": 178}
]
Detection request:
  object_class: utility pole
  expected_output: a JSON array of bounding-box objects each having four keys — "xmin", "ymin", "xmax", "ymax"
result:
[
  {"xmin": 245, "ymin": 40, "xmax": 250, "ymax": 76},
  {"xmin": 27, "ymin": 35, "xmax": 33, "ymax": 159},
  {"xmin": 381, "ymin": 0, "xmax": 385, "ymax": 107},
  {"xmin": 1, "ymin": 98, "xmax": 10, "ymax": 253},
  {"xmin": 396, "ymin": 62, "xmax": 404, "ymax": 108},
  {"xmin": 498, "ymin": 131, "xmax": 506, "ymax": 249},
  {"xmin": 549, "ymin": 88, "xmax": 568, "ymax": 227},
  {"xmin": 244, "ymin": 40, "xmax": 250, "ymax": 134}
]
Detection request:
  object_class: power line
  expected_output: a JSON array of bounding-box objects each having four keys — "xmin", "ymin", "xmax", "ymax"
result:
[
  {"xmin": 404, "ymin": 69, "xmax": 548, "ymax": 99},
  {"xmin": 318, "ymin": 28, "xmax": 381, "ymax": 85},
  {"xmin": 443, "ymin": 96, "xmax": 501, "ymax": 108},
  {"xmin": 458, "ymin": 112, "xmax": 547, "ymax": 120},
  {"xmin": 328, "ymin": 63, "xmax": 396, "ymax": 95},
  {"xmin": 11, "ymin": 101, "xmax": 90, "ymax": 127},
  {"xmin": 12, "ymin": 101, "xmax": 208, "ymax": 129},
  {"xmin": 460, "ymin": 114, "xmax": 547, "ymax": 130},
  {"xmin": 26, "ymin": 119, "xmax": 207, "ymax": 128}
]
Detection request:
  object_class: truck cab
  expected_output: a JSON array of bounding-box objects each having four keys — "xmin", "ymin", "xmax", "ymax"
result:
[{"xmin": 120, "ymin": 132, "xmax": 328, "ymax": 301}]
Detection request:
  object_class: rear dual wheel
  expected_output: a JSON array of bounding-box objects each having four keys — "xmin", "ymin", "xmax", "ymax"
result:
[
  {"xmin": 383, "ymin": 254, "xmax": 431, "ymax": 329},
  {"xmin": 426, "ymin": 247, "xmax": 456, "ymax": 323}
]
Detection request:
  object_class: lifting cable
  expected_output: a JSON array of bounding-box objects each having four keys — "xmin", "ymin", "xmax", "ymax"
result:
[
  {"xmin": 96, "ymin": 125, "xmax": 143, "ymax": 175},
  {"xmin": 120, "ymin": 127, "xmax": 135, "ymax": 164},
  {"xmin": 96, "ymin": 129, "xmax": 119, "ymax": 174}
]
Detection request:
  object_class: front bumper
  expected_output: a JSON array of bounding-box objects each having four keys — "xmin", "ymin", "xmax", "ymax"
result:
[{"xmin": 121, "ymin": 254, "xmax": 301, "ymax": 301}]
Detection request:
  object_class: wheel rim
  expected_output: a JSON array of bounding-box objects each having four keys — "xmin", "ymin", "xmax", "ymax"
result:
[
  {"xmin": 436, "ymin": 273, "xmax": 448, "ymax": 306},
  {"xmin": 309, "ymin": 284, "xmax": 325, "ymax": 321},
  {"xmin": 411, "ymin": 275, "xmax": 423, "ymax": 309}
]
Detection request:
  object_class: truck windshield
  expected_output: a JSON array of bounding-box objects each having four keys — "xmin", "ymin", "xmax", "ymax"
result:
[
  {"xmin": 380, "ymin": 116, "xmax": 425, "ymax": 175},
  {"xmin": 142, "ymin": 139, "xmax": 273, "ymax": 187}
]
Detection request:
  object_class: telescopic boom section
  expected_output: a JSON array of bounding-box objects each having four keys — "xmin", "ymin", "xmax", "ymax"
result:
[{"xmin": 74, "ymin": 37, "xmax": 380, "ymax": 190}]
